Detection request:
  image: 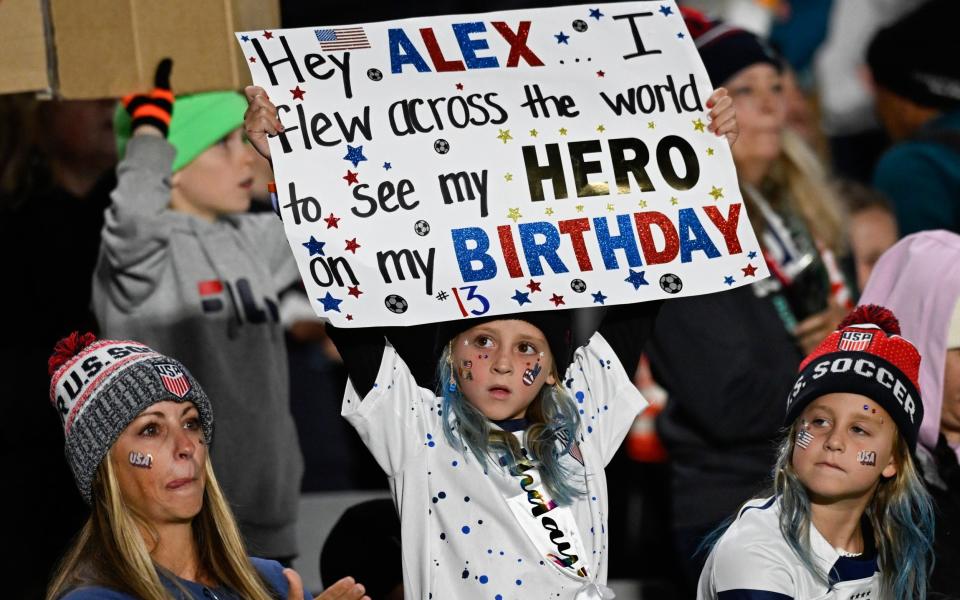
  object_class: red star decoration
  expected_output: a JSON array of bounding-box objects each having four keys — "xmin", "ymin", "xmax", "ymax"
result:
[
  {"xmin": 290, "ymin": 86, "xmax": 306, "ymax": 101},
  {"xmin": 596, "ymin": 70, "xmax": 605, "ymax": 77},
  {"xmin": 550, "ymin": 293, "xmax": 565, "ymax": 307},
  {"xmin": 249, "ymin": 57, "xmax": 257, "ymax": 63},
  {"xmin": 526, "ymin": 279, "xmax": 542, "ymax": 293},
  {"xmin": 346, "ymin": 314, "xmax": 354, "ymax": 321},
  {"xmin": 324, "ymin": 213, "xmax": 340, "ymax": 228},
  {"xmin": 742, "ymin": 264, "xmax": 758, "ymax": 277},
  {"xmin": 348, "ymin": 285, "xmax": 363, "ymax": 298},
  {"xmin": 344, "ymin": 238, "xmax": 361, "ymax": 253},
  {"xmin": 455, "ymin": 83, "xmax": 464, "ymax": 90},
  {"xmin": 263, "ymin": 30, "xmax": 274, "ymax": 39},
  {"xmin": 343, "ymin": 170, "xmax": 359, "ymax": 185}
]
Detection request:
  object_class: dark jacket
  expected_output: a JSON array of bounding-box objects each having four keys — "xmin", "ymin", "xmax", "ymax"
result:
[
  {"xmin": 648, "ymin": 286, "xmax": 802, "ymax": 528},
  {"xmin": 924, "ymin": 435, "xmax": 960, "ymax": 599}
]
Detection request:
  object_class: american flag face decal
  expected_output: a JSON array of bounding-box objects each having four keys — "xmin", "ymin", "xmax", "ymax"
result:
[
  {"xmin": 838, "ymin": 330, "xmax": 874, "ymax": 352},
  {"xmin": 154, "ymin": 363, "xmax": 191, "ymax": 398},
  {"xmin": 796, "ymin": 429, "xmax": 814, "ymax": 450}
]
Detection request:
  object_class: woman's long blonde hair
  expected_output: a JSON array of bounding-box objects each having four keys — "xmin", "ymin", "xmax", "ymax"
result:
[
  {"xmin": 746, "ymin": 129, "xmax": 847, "ymax": 255},
  {"xmin": 773, "ymin": 422, "xmax": 935, "ymax": 599},
  {"xmin": 47, "ymin": 455, "xmax": 279, "ymax": 600}
]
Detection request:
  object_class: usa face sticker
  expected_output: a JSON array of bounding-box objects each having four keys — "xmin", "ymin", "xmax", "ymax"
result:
[
  {"xmin": 857, "ymin": 450, "xmax": 877, "ymax": 466},
  {"xmin": 129, "ymin": 451, "xmax": 153, "ymax": 469},
  {"xmin": 522, "ymin": 362, "xmax": 542, "ymax": 386},
  {"xmin": 459, "ymin": 359, "xmax": 473, "ymax": 381}
]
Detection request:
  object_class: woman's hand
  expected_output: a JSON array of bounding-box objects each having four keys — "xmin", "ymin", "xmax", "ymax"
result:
[
  {"xmin": 284, "ymin": 568, "xmax": 370, "ymax": 600},
  {"xmin": 244, "ymin": 85, "xmax": 284, "ymax": 162},
  {"xmin": 706, "ymin": 87, "xmax": 738, "ymax": 146},
  {"xmin": 794, "ymin": 298, "xmax": 848, "ymax": 355}
]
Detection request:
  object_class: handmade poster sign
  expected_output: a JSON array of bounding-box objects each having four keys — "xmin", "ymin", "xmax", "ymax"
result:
[{"xmin": 237, "ymin": 1, "xmax": 769, "ymax": 326}]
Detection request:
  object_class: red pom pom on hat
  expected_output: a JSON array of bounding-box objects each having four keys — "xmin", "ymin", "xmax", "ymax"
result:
[
  {"xmin": 838, "ymin": 304, "xmax": 901, "ymax": 335},
  {"xmin": 680, "ymin": 6, "xmax": 714, "ymax": 39},
  {"xmin": 48, "ymin": 331, "xmax": 97, "ymax": 376}
]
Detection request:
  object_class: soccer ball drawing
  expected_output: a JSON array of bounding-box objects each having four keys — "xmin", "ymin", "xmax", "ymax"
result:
[
  {"xmin": 659, "ymin": 273, "xmax": 683, "ymax": 294},
  {"xmin": 384, "ymin": 294, "xmax": 409, "ymax": 314}
]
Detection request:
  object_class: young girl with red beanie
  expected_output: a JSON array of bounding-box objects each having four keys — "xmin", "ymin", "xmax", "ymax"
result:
[{"xmin": 698, "ymin": 306, "xmax": 935, "ymax": 599}]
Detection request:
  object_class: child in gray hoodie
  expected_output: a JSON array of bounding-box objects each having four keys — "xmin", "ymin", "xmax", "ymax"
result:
[{"xmin": 92, "ymin": 63, "xmax": 303, "ymax": 561}]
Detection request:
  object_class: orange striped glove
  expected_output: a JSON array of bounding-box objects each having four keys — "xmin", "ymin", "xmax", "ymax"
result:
[{"xmin": 122, "ymin": 58, "xmax": 174, "ymax": 137}]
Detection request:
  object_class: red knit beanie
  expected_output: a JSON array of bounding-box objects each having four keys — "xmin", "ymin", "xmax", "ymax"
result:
[{"xmin": 785, "ymin": 305, "xmax": 923, "ymax": 451}]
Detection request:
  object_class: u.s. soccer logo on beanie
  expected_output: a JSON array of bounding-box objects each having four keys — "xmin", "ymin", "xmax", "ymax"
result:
[
  {"xmin": 838, "ymin": 330, "xmax": 874, "ymax": 352},
  {"xmin": 154, "ymin": 363, "xmax": 192, "ymax": 398}
]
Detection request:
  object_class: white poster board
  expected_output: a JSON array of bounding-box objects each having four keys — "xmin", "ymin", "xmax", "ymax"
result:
[{"xmin": 238, "ymin": 1, "xmax": 768, "ymax": 326}]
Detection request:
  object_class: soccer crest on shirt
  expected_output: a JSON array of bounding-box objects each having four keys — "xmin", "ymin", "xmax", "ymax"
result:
[
  {"xmin": 154, "ymin": 363, "xmax": 192, "ymax": 398},
  {"xmin": 838, "ymin": 330, "xmax": 874, "ymax": 352}
]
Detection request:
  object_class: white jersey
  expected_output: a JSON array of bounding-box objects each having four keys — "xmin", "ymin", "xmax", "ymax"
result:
[
  {"xmin": 698, "ymin": 496, "xmax": 881, "ymax": 600},
  {"xmin": 342, "ymin": 333, "xmax": 646, "ymax": 600}
]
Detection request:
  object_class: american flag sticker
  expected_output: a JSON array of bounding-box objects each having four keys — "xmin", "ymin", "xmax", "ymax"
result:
[
  {"xmin": 796, "ymin": 429, "xmax": 814, "ymax": 450},
  {"xmin": 155, "ymin": 363, "xmax": 192, "ymax": 398},
  {"xmin": 838, "ymin": 330, "xmax": 874, "ymax": 352},
  {"xmin": 314, "ymin": 27, "xmax": 371, "ymax": 51}
]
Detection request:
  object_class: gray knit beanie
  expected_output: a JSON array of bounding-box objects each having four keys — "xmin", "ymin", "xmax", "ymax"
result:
[{"xmin": 48, "ymin": 332, "xmax": 214, "ymax": 503}]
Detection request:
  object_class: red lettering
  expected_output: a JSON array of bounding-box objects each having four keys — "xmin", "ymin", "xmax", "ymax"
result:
[
  {"xmin": 419, "ymin": 28, "xmax": 466, "ymax": 72},
  {"xmin": 703, "ymin": 203, "xmax": 743, "ymax": 255},
  {"xmin": 633, "ymin": 211, "xmax": 680, "ymax": 265},
  {"xmin": 558, "ymin": 218, "xmax": 594, "ymax": 271},
  {"xmin": 490, "ymin": 21, "xmax": 544, "ymax": 68},
  {"xmin": 497, "ymin": 225, "xmax": 524, "ymax": 278}
]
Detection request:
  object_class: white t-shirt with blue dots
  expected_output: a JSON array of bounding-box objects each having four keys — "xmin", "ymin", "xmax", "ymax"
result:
[{"xmin": 342, "ymin": 333, "xmax": 646, "ymax": 600}]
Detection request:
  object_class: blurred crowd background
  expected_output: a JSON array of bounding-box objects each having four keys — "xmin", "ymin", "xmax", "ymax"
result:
[{"xmin": 3, "ymin": 0, "xmax": 958, "ymax": 598}]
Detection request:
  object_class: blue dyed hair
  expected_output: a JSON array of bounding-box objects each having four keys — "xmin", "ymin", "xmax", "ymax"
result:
[
  {"xmin": 702, "ymin": 420, "xmax": 936, "ymax": 599},
  {"xmin": 437, "ymin": 345, "xmax": 584, "ymax": 505},
  {"xmin": 772, "ymin": 421, "xmax": 935, "ymax": 599}
]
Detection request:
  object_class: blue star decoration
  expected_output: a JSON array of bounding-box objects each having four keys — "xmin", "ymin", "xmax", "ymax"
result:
[
  {"xmin": 343, "ymin": 145, "xmax": 367, "ymax": 168},
  {"xmin": 677, "ymin": 32, "xmax": 685, "ymax": 39},
  {"xmin": 659, "ymin": 4, "xmax": 673, "ymax": 16},
  {"xmin": 511, "ymin": 289, "xmax": 532, "ymax": 306},
  {"xmin": 589, "ymin": 8, "xmax": 604, "ymax": 20},
  {"xmin": 302, "ymin": 236, "xmax": 325, "ymax": 256},
  {"xmin": 318, "ymin": 292, "xmax": 342, "ymax": 313},
  {"xmin": 592, "ymin": 290, "xmax": 608, "ymax": 304},
  {"xmin": 555, "ymin": 31, "xmax": 570, "ymax": 44},
  {"xmin": 240, "ymin": 35, "xmax": 250, "ymax": 42},
  {"xmin": 748, "ymin": 250, "xmax": 758, "ymax": 259},
  {"xmin": 383, "ymin": 162, "xmax": 392, "ymax": 170},
  {"xmin": 624, "ymin": 269, "xmax": 649, "ymax": 290},
  {"xmin": 724, "ymin": 275, "xmax": 735, "ymax": 286}
]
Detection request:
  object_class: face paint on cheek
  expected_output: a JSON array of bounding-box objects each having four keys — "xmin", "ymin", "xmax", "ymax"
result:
[
  {"xmin": 522, "ymin": 362, "xmax": 543, "ymax": 386},
  {"xmin": 129, "ymin": 451, "xmax": 153, "ymax": 469},
  {"xmin": 796, "ymin": 421, "xmax": 814, "ymax": 450},
  {"xmin": 459, "ymin": 360, "xmax": 473, "ymax": 381},
  {"xmin": 857, "ymin": 450, "xmax": 877, "ymax": 466}
]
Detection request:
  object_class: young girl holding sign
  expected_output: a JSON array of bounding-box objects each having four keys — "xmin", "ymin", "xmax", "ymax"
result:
[
  {"xmin": 697, "ymin": 306, "xmax": 935, "ymax": 600},
  {"xmin": 244, "ymin": 86, "xmax": 737, "ymax": 599}
]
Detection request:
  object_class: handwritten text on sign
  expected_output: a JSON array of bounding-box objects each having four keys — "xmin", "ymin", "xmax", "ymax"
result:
[{"xmin": 237, "ymin": 1, "xmax": 768, "ymax": 326}]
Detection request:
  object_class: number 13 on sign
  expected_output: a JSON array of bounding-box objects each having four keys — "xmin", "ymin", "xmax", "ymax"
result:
[{"xmin": 451, "ymin": 285, "xmax": 490, "ymax": 317}]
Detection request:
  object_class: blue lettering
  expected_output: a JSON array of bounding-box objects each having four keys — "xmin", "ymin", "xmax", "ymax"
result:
[
  {"xmin": 452, "ymin": 22, "xmax": 500, "ymax": 69},
  {"xmin": 518, "ymin": 222, "xmax": 569, "ymax": 276},
  {"xmin": 593, "ymin": 214, "xmax": 643, "ymax": 269},
  {"xmin": 451, "ymin": 227, "xmax": 497, "ymax": 282},
  {"xmin": 388, "ymin": 29, "xmax": 431, "ymax": 73},
  {"xmin": 678, "ymin": 208, "xmax": 720, "ymax": 263}
]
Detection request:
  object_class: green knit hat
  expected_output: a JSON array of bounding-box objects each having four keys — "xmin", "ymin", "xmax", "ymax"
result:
[{"xmin": 115, "ymin": 91, "xmax": 248, "ymax": 172}]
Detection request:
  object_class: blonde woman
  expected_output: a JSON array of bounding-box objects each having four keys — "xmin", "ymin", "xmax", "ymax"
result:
[
  {"xmin": 646, "ymin": 10, "xmax": 854, "ymax": 596},
  {"xmin": 45, "ymin": 332, "xmax": 368, "ymax": 600}
]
